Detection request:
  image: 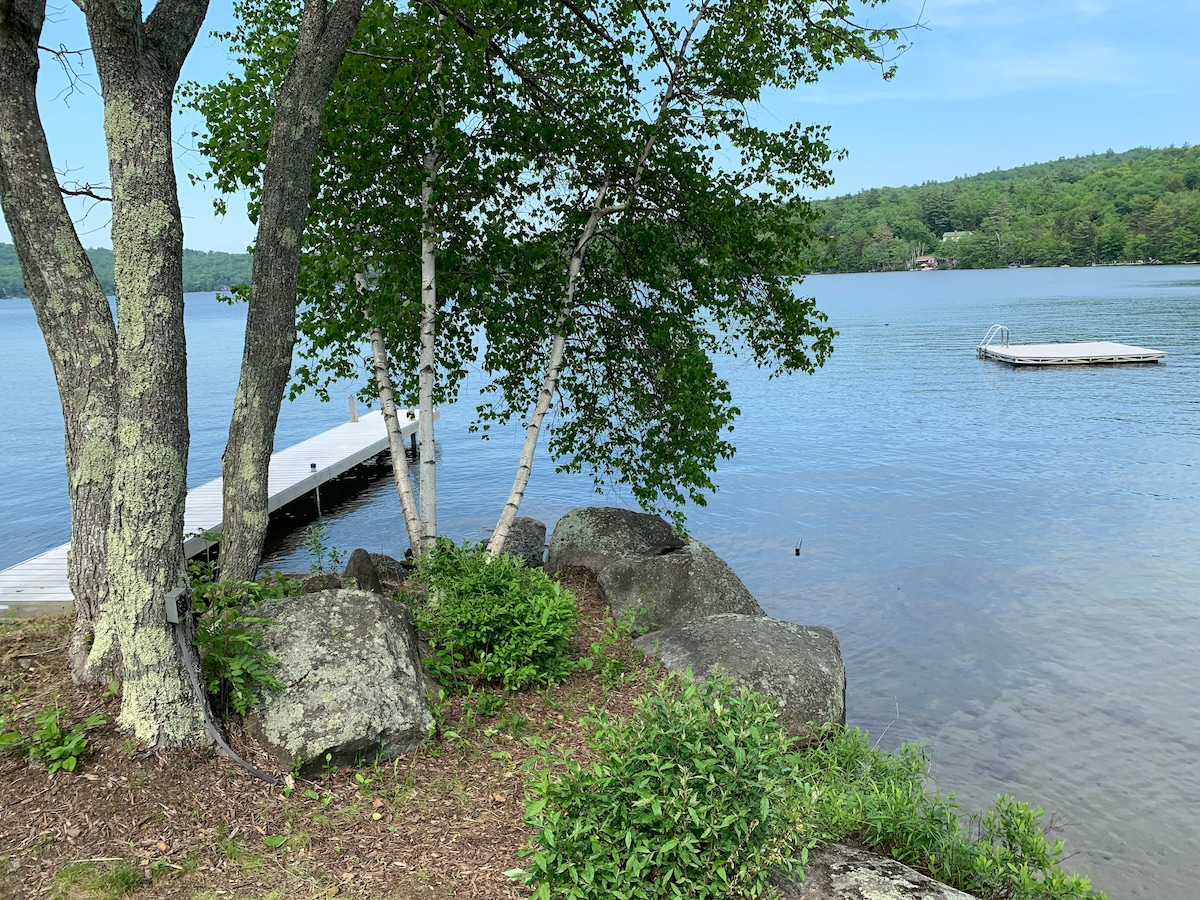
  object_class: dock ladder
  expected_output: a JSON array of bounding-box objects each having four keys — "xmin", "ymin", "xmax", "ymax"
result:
[{"xmin": 977, "ymin": 324, "xmax": 1010, "ymax": 357}]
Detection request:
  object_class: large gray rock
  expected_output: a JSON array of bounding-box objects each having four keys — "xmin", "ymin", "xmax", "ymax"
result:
[
  {"xmin": 597, "ymin": 538, "xmax": 765, "ymax": 635},
  {"xmin": 771, "ymin": 842, "xmax": 976, "ymax": 899},
  {"xmin": 497, "ymin": 517, "xmax": 547, "ymax": 568},
  {"xmin": 369, "ymin": 553, "xmax": 412, "ymax": 591},
  {"xmin": 546, "ymin": 507, "xmax": 685, "ymax": 576},
  {"xmin": 343, "ymin": 548, "xmax": 382, "ymax": 594},
  {"xmin": 300, "ymin": 572, "xmax": 345, "ymax": 593},
  {"xmin": 245, "ymin": 589, "xmax": 433, "ymax": 776},
  {"xmin": 634, "ymin": 614, "xmax": 845, "ymax": 740}
]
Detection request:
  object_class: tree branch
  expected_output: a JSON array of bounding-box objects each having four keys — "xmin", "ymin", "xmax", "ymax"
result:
[
  {"xmin": 61, "ymin": 181, "xmax": 111, "ymax": 201},
  {"xmin": 414, "ymin": 0, "xmax": 603, "ymax": 135},
  {"xmin": 143, "ymin": 0, "xmax": 211, "ymax": 78},
  {"xmin": 37, "ymin": 42, "xmax": 97, "ymax": 101}
]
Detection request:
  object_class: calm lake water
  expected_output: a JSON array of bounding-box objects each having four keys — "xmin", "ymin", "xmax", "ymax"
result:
[{"xmin": 2, "ymin": 266, "xmax": 1198, "ymax": 898}]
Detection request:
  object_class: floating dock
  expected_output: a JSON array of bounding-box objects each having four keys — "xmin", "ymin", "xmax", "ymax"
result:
[
  {"xmin": 0, "ymin": 407, "xmax": 431, "ymax": 612},
  {"xmin": 976, "ymin": 325, "xmax": 1167, "ymax": 366}
]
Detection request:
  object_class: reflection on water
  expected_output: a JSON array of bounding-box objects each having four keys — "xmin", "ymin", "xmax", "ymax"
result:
[{"xmin": 3, "ymin": 268, "xmax": 1199, "ymax": 898}]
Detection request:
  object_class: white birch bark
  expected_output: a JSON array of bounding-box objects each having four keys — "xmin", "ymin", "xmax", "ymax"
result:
[
  {"xmin": 415, "ymin": 13, "xmax": 446, "ymax": 554},
  {"xmin": 418, "ymin": 171, "xmax": 439, "ymax": 552},
  {"xmin": 487, "ymin": 9, "xmax": 708, "ymax": 553},
  {"xmin": 370, "ymin": 325, "xmax": 424, "ymax": 556},
  {"xmin": 488, "ymin": 186, "xmax": 610, "ymax": 554}
]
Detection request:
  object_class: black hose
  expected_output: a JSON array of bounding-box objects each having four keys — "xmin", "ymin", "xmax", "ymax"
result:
[{"xmin": 170, "ymin": 590, "xmax": 280, "ymax": 786}]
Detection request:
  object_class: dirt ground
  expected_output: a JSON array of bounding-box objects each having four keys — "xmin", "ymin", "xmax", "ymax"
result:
[{"xmin": 0, "ymin": 574, "xmax": 654, "ymax": 900}]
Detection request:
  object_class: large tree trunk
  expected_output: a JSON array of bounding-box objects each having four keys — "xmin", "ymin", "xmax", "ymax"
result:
[
  {"xmin": 84, "ymin": 0, "xmax": 211, "ymax": 746},
  {"xmin": 0, "ymin": 0, "xmax": 119, "ymax": 683},
  {"xmin": 219, "ymin": 0, "xmax": 367, "ymax": 583}
]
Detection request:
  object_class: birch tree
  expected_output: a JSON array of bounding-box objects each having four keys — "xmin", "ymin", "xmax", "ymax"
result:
[
  {"xmin": 191, "ymin": 0, "xmax": 904, "ymax": 556},
  {"xmin": 482, "ymin": 0, "xmax": 903, "ymax": 546},
  {"xmin": 190, "ymin": 0, "xmax": 554, "ymax": 555}
]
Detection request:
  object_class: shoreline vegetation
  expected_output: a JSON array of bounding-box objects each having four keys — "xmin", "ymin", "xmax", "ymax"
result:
[
  {"xmin": 0, "ymin": 247, "xmax": 252, "ymax": 299},
  {"xmin": 4, "ymin": 144, "xmax": 1196, "ymax": 300},
  {"xmin": 1, "ymin": 558, "xmax": 1103, "ymax": 900},
  {"xmin": 814, "ymin": 144, "xmax": 1200, "ymax": 272}
]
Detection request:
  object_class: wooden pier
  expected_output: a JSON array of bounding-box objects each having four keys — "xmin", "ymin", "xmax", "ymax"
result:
[
  {"xmin": 0, "ymin": 408, "xmax": 431, "ymax": 613},
  {"xmin": 976, "ymin": 325, "xmax": 1167, "ymax": 366}
]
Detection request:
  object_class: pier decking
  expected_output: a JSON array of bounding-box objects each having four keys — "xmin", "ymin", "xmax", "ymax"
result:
[
  {"xmin": 0, "ymin": 408, "xmax": 430, "ymax": 611},
  {"xmin": 977, "ymin": 325, "xmax": 1167, "ymax": 366}
]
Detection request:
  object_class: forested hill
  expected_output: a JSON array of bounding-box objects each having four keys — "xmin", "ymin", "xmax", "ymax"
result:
[
  {"xmin": 0, "ymin": 245, "xmax": 252, "ymax": 298},
  {"xmin": 815, "ymin": 144, "xmax": 1200, "ymax": 271}
]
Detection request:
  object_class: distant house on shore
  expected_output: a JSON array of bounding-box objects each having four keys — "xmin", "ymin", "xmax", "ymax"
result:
[{"xmin": 941, "ymin": 230, "xmax": 972, "ymax": 242}]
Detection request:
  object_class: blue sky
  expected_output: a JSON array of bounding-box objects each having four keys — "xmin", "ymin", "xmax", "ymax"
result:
[{"xmin": 2, "ymin": 0, "xmax": 1198, "ymax": 253}]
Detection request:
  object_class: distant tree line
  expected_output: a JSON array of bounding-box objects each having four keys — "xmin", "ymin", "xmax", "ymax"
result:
[
  {"xmin": 815, "ymin": 145, "xmax": 1200, "ymax": 271},
  {"xmin": 0, "ymin": 244, "xmax": 251, "ymax": 297}
]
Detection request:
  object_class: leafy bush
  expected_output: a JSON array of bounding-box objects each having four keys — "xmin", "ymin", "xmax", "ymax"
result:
[
  {"xmin": 792, "ymin": 726, "xmax": 1103, "ymax": 900},
  {"xmin": 190, "ymin": 568, "xmax": 300, "ymax": 717},
  {"xmin": 412, "ymin": 540, "xmax": 578, "ymax": 691},
  {"xmin": 945, "ymin": 795, "xmax": 1103, "ymax": 900},
  {"xmin": 1, "ymin": 703, "xmax": 108, "ymax": 774},
  {"xmin": 515, "ymin": 672, "xmax": 802, "ymax": 900},
  {"xmin": 302, "ymin": 522, "xmax": 346, "ymax": 574}
]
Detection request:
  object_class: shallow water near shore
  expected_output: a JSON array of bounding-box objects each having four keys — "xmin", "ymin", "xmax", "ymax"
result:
[{"xmin": 3, "ymin": 266, "xmax": 1199, "ymax": 898}]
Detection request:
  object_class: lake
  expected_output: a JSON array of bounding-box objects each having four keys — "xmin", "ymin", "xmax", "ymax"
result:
[{"xmin": 2, "ymin": 266, "xmax": 1198, "ymax": 898}]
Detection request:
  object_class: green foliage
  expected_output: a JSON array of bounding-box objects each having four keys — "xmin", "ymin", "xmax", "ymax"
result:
[
  {"xmin": 816, "ymin": 144, "xmax": 1200, "ymax": 271},
  {"xmin": 190, "ymin": 560, "xmax": 300, "ymax": 717},
  {"xmin": 515, "ymin": 672, "xmax": 801, "ymax": 900},
  {"xmin": 0, "ymin": 713, "xmax": 20, "ymax": 754},
  {"xmin": 792, "ymin": 727, "xmax": 1103, "ymax": 900},
  {"xmin": 412, "ymin": 540, "xmax": 578, "ymax": 692},
  {"xmin": 186, "ymin": 0, "xmax": 900, "ymax": 532},
  {"xmin": 303, "ymin": 522, "xmax": 346, "ymax": 574},
  {"xmin": 1, "ymin": 703, "xmax": 108, "ymax": 774},
  {"xmin": 947, "ymin": 795, "xmax": 1103, "ymax": 900}
]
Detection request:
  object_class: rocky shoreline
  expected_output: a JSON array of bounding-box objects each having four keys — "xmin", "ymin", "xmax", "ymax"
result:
[{"xmin": 245, "ymin": 504, "xmax": 978, "ymax": 899}]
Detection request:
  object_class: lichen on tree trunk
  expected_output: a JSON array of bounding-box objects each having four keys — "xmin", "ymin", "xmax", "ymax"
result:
[
  {"xmin": 0, "ymin": 0, "xmax": 120, "ymax": 684},
  {"xmin": 218, "ymin": 0, "xmax": 368, "ymax": 584},
  {"xmin": 82, "ymin": 0, "xmax": 213, "ymax": 746}
]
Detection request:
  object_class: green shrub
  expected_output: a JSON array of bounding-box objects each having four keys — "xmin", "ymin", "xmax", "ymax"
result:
[
  {"xmin": 792, "ymin": 726, "xmax": 1103, "ymax": 900},
  {"xmin": 791, "ymin": 724, "xmax": 962, "ymax": 863},
  {"xmin": 943, "ymin": 795, "xmax": 1103, "ymax": 900},
  {"xmin": 577, "ymin": 610, "xmax": 641, "ymax": 691},
  {"xmin": 412, "ymin": 540, "xmax": 578, "ymax": 691},
  {"xmin": 302, "ymin": 522, "xmax": 346, "ymax": 574},
  {"xmin": 190, "ymin": 568, "xmax": 299, "ymax": 717},
  {"xmin": 1, "ymin": 702, "xmax": 108, "ymax": 774},
  {"xmin": 514, "ymin": 672, "xmax": 802, "ymax": 900}
]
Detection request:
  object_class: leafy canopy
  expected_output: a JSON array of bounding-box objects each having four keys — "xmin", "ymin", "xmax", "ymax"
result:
[{"xmin": 186, "ymin": 0, "xmax": 906, "ymax": 524}]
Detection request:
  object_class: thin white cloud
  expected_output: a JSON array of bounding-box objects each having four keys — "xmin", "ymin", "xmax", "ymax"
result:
[
  {"xmin": 784, "ymin": 39, "xmax": 1131, "ymax": 107},
  {"xmin": 983, "ymin": 42, "xmax": 1131, "ymax": 87}
]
